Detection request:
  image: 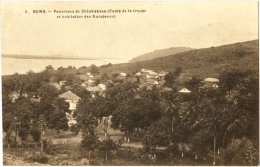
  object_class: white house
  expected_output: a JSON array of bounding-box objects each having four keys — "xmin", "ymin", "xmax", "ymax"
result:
[
  {"xmin": 204, "ymin": 78, "xmax": 219, "ymax": 82},
  {"xmin": 59, "ymin": 81, "xmax": 66, "ymax": 85},
  {"xmin": 153, "ymin": 81, "xmax": 159, "ymax": 85},
  {"xmin": 178, "ymin": 88, "xmax": 192, "ymax": 93},
  {"xmin": 59, "ymin": 91, "xmax": 81, "ymax": 110},
  {"xmin": 135, "ymin": 72, "xmax": 142, "ymax": 77},
  {"xmin": 120, "ymin": 72, "xmax": 127, "ymax": 77},
  {"xmin": 98, "ymin": 83, "xmax": 106, "ymax": 91}
]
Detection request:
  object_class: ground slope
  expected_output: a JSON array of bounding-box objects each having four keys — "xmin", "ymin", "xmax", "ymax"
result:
[
  {"xmin": 101, "ymin": 40, "xmax": 258, "ymax": 77},
  {"xmin": 129, "ymin": 47, "xmax": 193, "ymax": 63}
]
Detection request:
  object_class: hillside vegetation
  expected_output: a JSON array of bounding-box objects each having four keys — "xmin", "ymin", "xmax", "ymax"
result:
[
  {"xmin": 129, "ymin": 47, "xmax": 193, "ymax": 63},
  {"xmin": 100, "ymin": 40, "xmax": 258, "ymax": 77}
]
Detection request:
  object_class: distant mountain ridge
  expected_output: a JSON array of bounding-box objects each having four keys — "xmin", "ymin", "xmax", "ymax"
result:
[{"xmin": 129, "ymin": 47, "xmax": 194, "ymax": 63}]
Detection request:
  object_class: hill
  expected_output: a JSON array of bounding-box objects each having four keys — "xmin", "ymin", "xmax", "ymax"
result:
[
  {"xmin": 100, "ymin": 40, "xmax": 259, "ymax": 78},
  {"xmin": 129, "ymin": 47, "xmax": 193, "ymax": 63}
]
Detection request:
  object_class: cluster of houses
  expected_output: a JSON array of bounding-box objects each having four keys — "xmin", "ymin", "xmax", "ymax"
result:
[{"xmin": 7, "ymin": 68, "xmax": 220, "ymax": 128}]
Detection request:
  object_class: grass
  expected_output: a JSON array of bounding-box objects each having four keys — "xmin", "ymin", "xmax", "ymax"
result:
[{"xmin": 4, "ymin": 120, "xmax": 227, "ymax": 166}]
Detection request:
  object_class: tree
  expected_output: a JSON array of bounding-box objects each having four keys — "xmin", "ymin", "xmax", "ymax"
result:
[
  {"xmin": 74, "ymin": 99, "xmax": 98, "ymax": 137},
  {"xmin": 101, "ymin": 73, "xmax": 109, "ymax": 83},
  {"xmin": 38, "ymin": 84, "xmax": 59, "ymax": 101},
  {"xmin": 12, "ymin": 73, "xmax": 28, "ymax": 96},
  {"xmin": 221, "ymin": 107, "xmax": 249, "ymax": 146},
  {"xmin": 29, "ymin": 128, "xmax": 41, "ymax": 147},
  {"xmin": 48, "ymin": 109, "xmax": 69, "ymax": 138},
  {"xmin": 224, "ymin": 137, "xmax": 258, "ymax": 166},
  {"xmin": 98, "ymin": 138, "xmax": 120, "ymax": 160},
  {"xmin": 81, "ymin": 135, "xmax": 100, "ymax": 159},
  {"xmin": 45, "ymin": 65, "xmax": 55, "ymax": 72},
  {"xmin": 55, "ymin": 98, "xmax": 70, "ymax": 113},
  {"xmin": 164, "ymin": 67, "xmax": 182, "ymax": 87},
  {"xmin": 90, "ymin": 64, "xmax": 99, "ymax": 74},
  {"xmin": 142, "ymin": 119, "xmax": 171, "ymax": 152},
  {"xmin": 199, "ymin": 98, "xmax": 223, "ymax": 166}
]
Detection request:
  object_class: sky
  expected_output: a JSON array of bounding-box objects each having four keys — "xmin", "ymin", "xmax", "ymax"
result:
[{"xmin": 1, "ymin": 1, "xmax": 258, "ymax": 61}]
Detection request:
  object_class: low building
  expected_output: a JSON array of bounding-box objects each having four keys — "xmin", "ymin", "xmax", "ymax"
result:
[
  {"xmin": 203, "ymin": 78, "xmax": 219, "ymax": 83},
  {"xmin": 98, "ymin": 83, "xmax": 106, "ymax": 90},
  {"xmin": 59, "ymin": 81, "xmax": 66, "ymax": 85},
  {"xmin": 200, "ymin": 77, "xmax": 219, "ymax": 90},
  {"xmin": 200, "ymin": 83, "xmax": 219, "ymax": 89},
  {"xmin": 120, "ymin": 72, "xmax": 127, "ymax": 77},
  {"xmin": 86, "ymin": 86, "xmax": 102, "ymax": 98},
  {"xmin": 135, "ymin": 72, "xmax": 142, "ymax": 77},
  {"xmin": 178, "ymin": 88, "xmax": 192, "ymax": 93},
  {"xmin": 30, "ymin": 97, "xmax": 40, "ymax": 103},
  {"xmin": 59, "ymin": 91, "xmax": 81, "ymax": 110}
]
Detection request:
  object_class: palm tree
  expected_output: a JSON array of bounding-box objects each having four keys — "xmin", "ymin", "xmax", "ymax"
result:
[
  {"xmin": 98, "ymin": 139, "xmax": 119, "ymax": 160},
  {"xmin": 221, "ymin": 107, "xmax": 249, "ymax": 146},
  {"xmin": 199, "ymin": 98, "xmax": 223, "ymax": 166}
]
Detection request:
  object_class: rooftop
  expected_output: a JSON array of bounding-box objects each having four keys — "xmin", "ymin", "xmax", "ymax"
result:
[{"xmin": 59, "ymin": 91, "xmax": 81, "ymax": 101}]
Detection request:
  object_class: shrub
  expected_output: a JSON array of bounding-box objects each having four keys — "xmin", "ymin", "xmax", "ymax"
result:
[
  {"xmin": 224, "ymin": 137, "xmax": 258, "ymax": 166},
  {"xmin": 24, "ymin": 151, "xmax": 49, "ymax": 164}
]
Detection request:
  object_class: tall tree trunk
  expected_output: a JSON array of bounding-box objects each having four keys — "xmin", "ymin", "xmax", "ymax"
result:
[
  {"xmin": 105, "ymin": 152, "xmax": 108, "ymax": 160},
  {"xmin": 57, "ymin": 130, "xmax": 59, "ymax": 138},
  {"xmin": 223, "ymin": 132, "xmax": 226, "ymax": 148},
  {"xmin": 40, "ymin": 140, "xmax": 44, "ymax": 152},
  {"xmin": 213, "ymin": 136, "xmax": 216, "ymax": 166},
  {"xmin": 172, "ymin": 121, "xmax": 174, "ymax": 132},
  {"xmin": 231, "ymin": 133, "xmax": 235, "ymax": 147},
  {"xmin": 89, "ymin": 152, "xmax": 91, "ymax": 159}
]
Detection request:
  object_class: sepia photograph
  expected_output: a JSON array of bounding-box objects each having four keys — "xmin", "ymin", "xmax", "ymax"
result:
[{"xmin": 1, "ymin": 1, "xmax": 259, "ymax": 166}]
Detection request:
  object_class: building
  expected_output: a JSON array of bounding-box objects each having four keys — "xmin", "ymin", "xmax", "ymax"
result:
[
  {"xmin": 120, "ymin": 72, "xmax": 127, "ymax": 77},
  {"xmin": 59, "ymin": 81, "xmax": 66, "ymax": 85},
  {"xmin": 178, "ymin": 88, "xmax": 192, "ymax": 93},
  {"xmin": 200, "ymin": 77, "xmax": 219, "ymax": 90},
  {"xmin": 203, "ymin": 78, "xmax": 219, "ymax": 83},
  {"xmin": 59, "ymin": 91, "xmax": 81, "ymax": 110},
  {"xmin": 30, "ymin": 97, "xmax": 40, "ymax": 103},
  {"xmin": 98, "ymin": 83, "xmax": 106, "ymax": 91},
  {"xmin": 86, "ymin": 86, "xmax": 102, "ymax": 98}
]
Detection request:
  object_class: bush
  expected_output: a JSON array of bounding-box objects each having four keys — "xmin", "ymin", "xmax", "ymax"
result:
[
  {"xmin": 224, "ymin": 137, "xmax": 258, "ymax": 166},
  {"xmin": 24, "ymin": 151, "xmax": 49, "ymax": 164}
]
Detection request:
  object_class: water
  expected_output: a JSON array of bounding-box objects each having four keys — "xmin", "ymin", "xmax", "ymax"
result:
[{"xmin": 2, "ymin": 57, "xmax": 128, "ymax": 75}]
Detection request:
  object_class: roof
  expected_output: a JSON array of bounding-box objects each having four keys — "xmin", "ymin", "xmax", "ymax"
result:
[
  {"xmin": 204, "ymin": 78, "xmax": 219, "ymax": 82},
  {"xmin": 120, "ymin": 73, "xmax": 127, "ymax": 77},
  {"xmin": 30, "ymin": 97, "xmax": 40, "ymax": 103},
  {"xmin": 178, "ymin": 88, "xmax": 192, "ymax": 93},
  {"xmin": 135, "ymin": 72, "xmax": 142, "ymax": 76},
  {"xmin": 86, "ymin": 87, "xmax": 101, "ymax": 92},
  {"xmin": 59, "ymin": 91, "xmax": 81, "ymax": 101}
]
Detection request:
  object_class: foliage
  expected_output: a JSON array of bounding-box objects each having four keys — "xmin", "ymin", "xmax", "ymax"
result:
[
  {"xmin": 98, "ymin": 138, "xmax": 120, "ymax": 160},
  {"xmin": 81, "ymin": 135, "xmax": 100, "ymax": 152},
  {"xmin": 224, "ymin": 137, "xmax": 258, "ymax": 166},
  {"xmin": 48, "ymin": 110, "xmax": 69, "ymax": 137},
  {"xmin": 24, "ymin": 151, "xmax": 49, "ymax": 164},
  {"xmin": 164, "ymin": 67, "xmax": 182, "ymax": 87},
  {"xmin": 29, "ymin": 128, "xmax": 41, "ymax": 142},
  {"xmin": 90, "ymin": 64, "xmax": 99, "ymax": 74}
]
